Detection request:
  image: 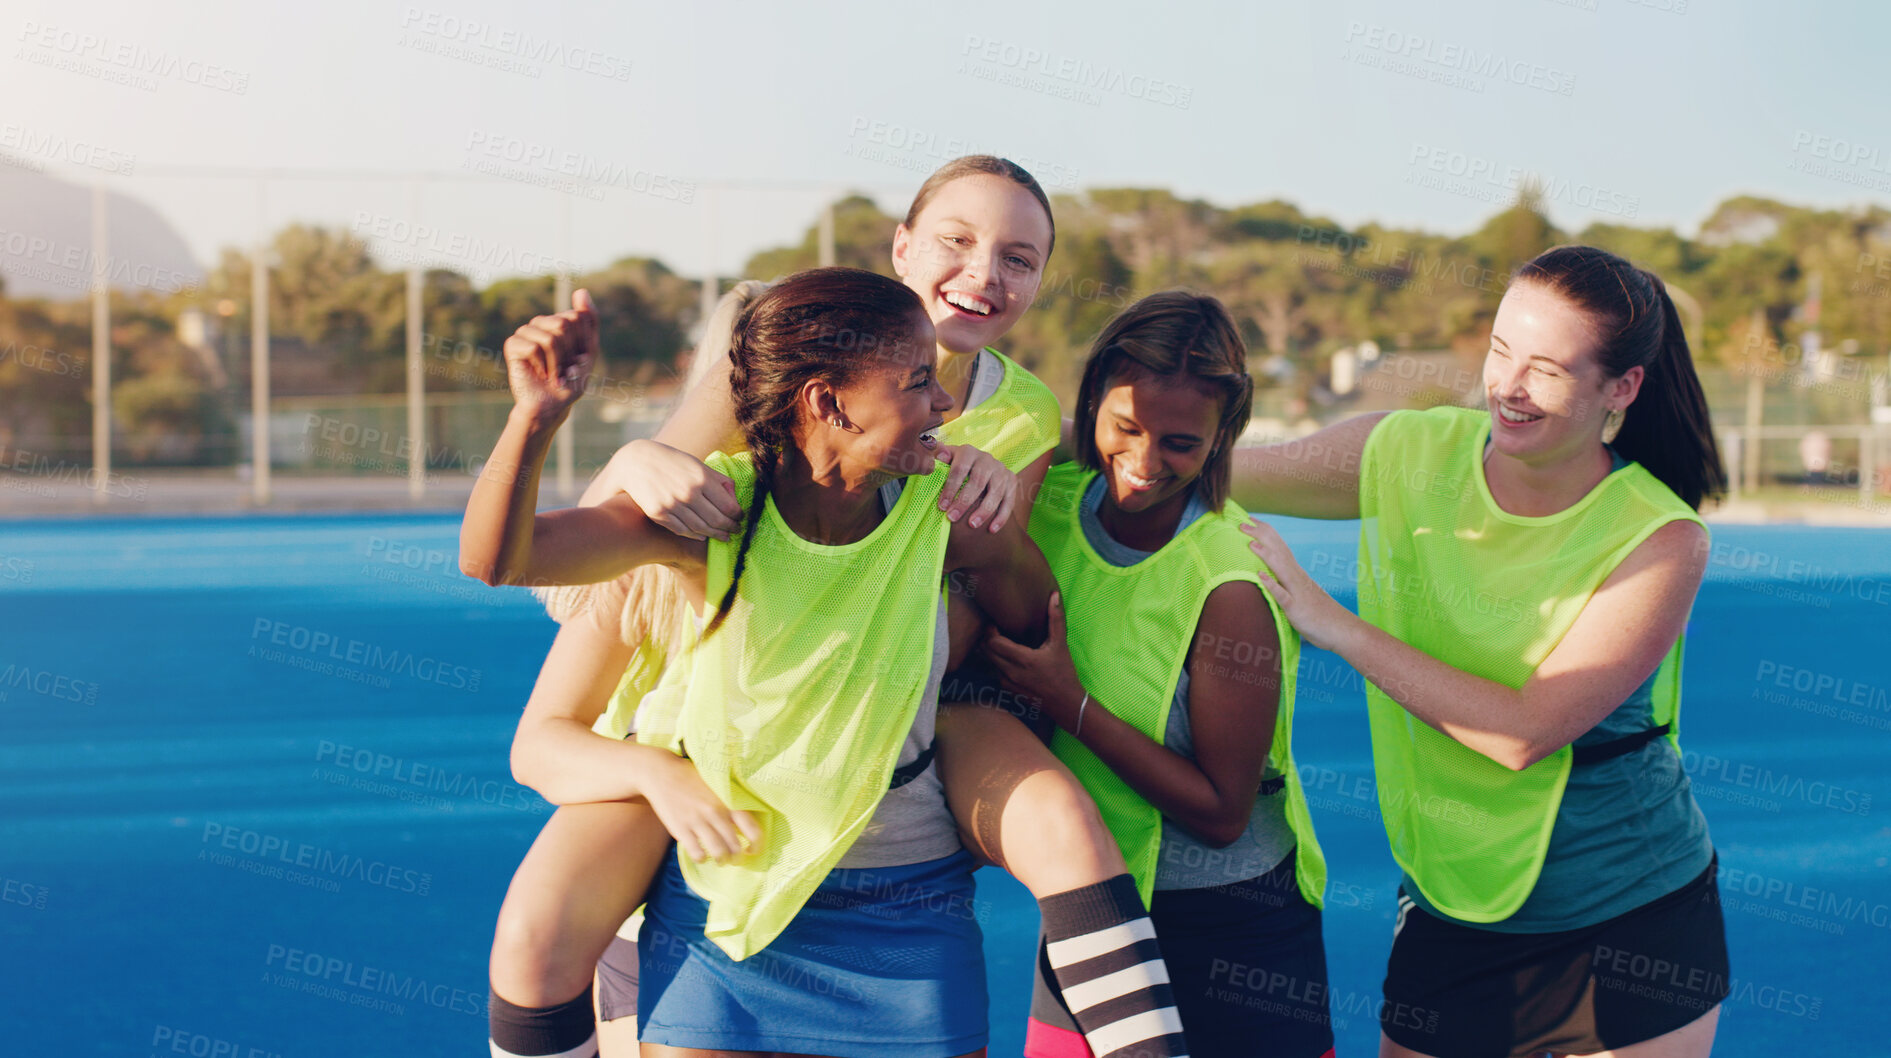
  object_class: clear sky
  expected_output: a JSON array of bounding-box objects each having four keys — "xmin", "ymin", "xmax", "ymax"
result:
[{"xmin": 7, "ymin": 0, "xmax": 1888, "ymax": 284}]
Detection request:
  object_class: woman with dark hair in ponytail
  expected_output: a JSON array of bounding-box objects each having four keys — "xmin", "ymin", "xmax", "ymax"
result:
[{"xmin": 1233, "ymin": 245, "xmax": 1730, "ymax": 1058}]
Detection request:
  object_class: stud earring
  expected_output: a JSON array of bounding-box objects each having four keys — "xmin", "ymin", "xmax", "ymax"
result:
[{"xmin": 1601, "ymin": 407, "xmax": 1625, "ymax": 444}]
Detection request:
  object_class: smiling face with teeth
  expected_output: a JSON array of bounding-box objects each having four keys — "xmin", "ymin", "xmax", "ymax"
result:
[
  {"xmin": 1483, "ymin": 282, "xmax": 1645, "ymax": 467},
  {"xmin": 1091, "ymin": 370, "xmax": 1224, "ymax": 540},
  {"xmin": 891, "ymin": 173, "xmax": 1052, "ymax": 360},
  {"xmin": 810, "ymin": 308, "xmax": 955, "ymax": 482}
]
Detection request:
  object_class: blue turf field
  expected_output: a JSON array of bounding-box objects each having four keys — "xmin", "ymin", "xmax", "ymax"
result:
[{"xmin": 1, "ymin": 513, "xmax": 1885, "ymax": 1056}]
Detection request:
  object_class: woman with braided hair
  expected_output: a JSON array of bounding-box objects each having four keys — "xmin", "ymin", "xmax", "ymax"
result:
[
  {"xmin": 468, "ymin": 267, "xmax": 1191, "ymax": 1058},
  {"xmin": 468, "ymin": 158, "xmax": 1195, "ymax": 1058}
]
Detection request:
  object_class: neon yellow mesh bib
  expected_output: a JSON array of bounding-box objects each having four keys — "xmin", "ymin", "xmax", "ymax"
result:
[
  {"xmin": 634, "ymin": 451, "xmax": 953, "ymax": 959},
  {"xmin": 937, "ymin": 348, "xmax": 1061, "ymax": 471},
  {"xmin": 591, "ymin": 639, "xmax": 666, "ymax": 740},
  {"xmin": 593, "ymin": 348, "xmax": 1054, "ymax": 737},
  {"xmin": 1029, "ymin": 463, "xmax": 1327, "ymax": 909},
  {"xmin": 1358, "ymin": 407, "xmax": 1703, "ymax": 921}
]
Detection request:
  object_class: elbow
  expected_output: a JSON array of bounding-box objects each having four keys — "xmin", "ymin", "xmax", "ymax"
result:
[
  {"xmin": 459, "ymin": 550, "xmax": 500, "ymax": 585},
  {"xmin": 1192, "ymin": 807, "xmax": 1253, "ymax": 850},
  {"xmin": 1492, "ymin": 738, "xmax": 1551, "ymax": 773},
  {"xmin": 508, "ymin": 735, "xmax": 558, "ymax": 801},
  {"xmin": 461, "ymin": 552, "xmax": 521, "ymax": 587}
]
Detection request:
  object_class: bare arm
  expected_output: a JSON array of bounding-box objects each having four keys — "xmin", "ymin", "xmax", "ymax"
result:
[
  {"xmin": 1247, "ymin": 518, "xmax": 1707, "ymax": 771},
  {"xmin": 460, "ymin": 290, "xmax": 738, "ymax": 581},
  {"xmin": 1231, "ymin": 411, "xmax": 1388, "ymax": 519},
  {"xmin": 463, "ymin": 413, "xmax": 706, "ymax": 588},
  {"xmin": 508, "ymin": 617, "xmax": 670, "ymax": 804},
  {"xmin": 459, "ymin": 294, "xmax": 597, "ymax": 584},
  {"xmin": 509, "ymin": 617, "xmax": 762, "ymax": 861},
  {"xmin": 946, "ymin": 509, "xmax": 1054, "ymax": 646},
  {"xmin": 652, "ymin": 350, "xmax": 741, "ymax": 459},
  {"xmin": 460, "ymin": 406, "xmax": 563, "ymax": 585},
  {"xmin": 987, "ymin": 582, "xmax": 1282, "ymax": 848}
]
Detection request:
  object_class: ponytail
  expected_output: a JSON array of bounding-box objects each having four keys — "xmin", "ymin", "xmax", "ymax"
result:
[
  {"xmin": 1514, "ymin": 246, "xmax": 1728, "ymax": 510},
  {"xmin": 1613, "ymin": 276, "xmax": 1727, "ymax": 510},
  {"xmin": 699, "ymin": 267, "xmax": 927, "ymax": 637}
]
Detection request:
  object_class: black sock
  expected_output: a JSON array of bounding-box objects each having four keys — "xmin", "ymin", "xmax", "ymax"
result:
[
  {"xmin": 1038, "ymin": 874, "xmax": 1190, "ymax": 1058},
  {"xmin": 488, "ymin": 984, "xmax": 598, "ymax": 1058}
]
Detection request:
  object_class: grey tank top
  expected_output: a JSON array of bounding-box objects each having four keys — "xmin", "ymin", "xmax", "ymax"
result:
[{"xmin": 833, "ymin": 480, "xmax": 962, "ymax": 868}]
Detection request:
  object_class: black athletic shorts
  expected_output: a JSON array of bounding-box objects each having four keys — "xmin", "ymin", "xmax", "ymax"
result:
[
  {"xmin": 1026, "ymin": 852, "xmax": 1334, "ymax": 1058},
  {"xmin": 1381, "ymin": 853, "xmax": 1729, "ymax": 1058}
]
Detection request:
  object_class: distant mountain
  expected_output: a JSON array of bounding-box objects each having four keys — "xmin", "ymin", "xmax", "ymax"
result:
[{"xmin": 0, "ymin": 167, "xmax": 203, "ymax": 300}]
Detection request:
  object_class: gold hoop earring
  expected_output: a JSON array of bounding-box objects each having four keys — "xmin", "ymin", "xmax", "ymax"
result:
[{"xmin": 1601, "ymin": 407, "xmax": 1625, "ymax": 444}]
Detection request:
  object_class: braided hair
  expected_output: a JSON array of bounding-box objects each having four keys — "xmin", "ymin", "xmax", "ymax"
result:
[{"xmin": 703, "ymin": 267, "xmax": 931, "ymax": 635}]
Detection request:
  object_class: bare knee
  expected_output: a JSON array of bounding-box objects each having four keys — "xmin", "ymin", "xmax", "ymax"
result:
[
  {"xmin": 490, "ymin": 898, "xmax": 593, "ymax": 1007},
  {"xmin": 1002, "ymin": 766, "xmax": 1123, "ymax": 894}
]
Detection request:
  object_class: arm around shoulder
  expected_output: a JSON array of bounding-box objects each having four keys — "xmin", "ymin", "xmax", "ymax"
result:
[{"xmin": 1232, "ymin": 411, "xmax": 1389, "ymax": 519}]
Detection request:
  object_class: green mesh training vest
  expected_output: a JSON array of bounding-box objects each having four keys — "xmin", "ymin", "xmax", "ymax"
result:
[
  {"xmin": 1358, "ymin": 407, "xmax": 1704, "ymax": 921},
  {"xmin": 1029, "ymin": 462, "xmax": 1328, "ymax": 910},
  {"xmin": 594, "ymin": 347, "xmax": 1055, "ymax": 738},
  {"xmin": 634, "ymin": 451, "xmax": 953, "ymax": 959},
  {"xmin": 939, "ymin": 347, "xmax": 1061, "ymax": 471}
]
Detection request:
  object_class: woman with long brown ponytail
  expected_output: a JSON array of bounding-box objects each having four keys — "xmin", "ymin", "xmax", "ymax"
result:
[{"xmin": 1236, "ymin": 245, "xmax": 1730, "ymax": 1058}]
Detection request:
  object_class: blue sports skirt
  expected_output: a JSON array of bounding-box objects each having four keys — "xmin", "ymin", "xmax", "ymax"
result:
[{"xmin": 638, "ymin": 846, "xmax": 988, "ymax": 1057}]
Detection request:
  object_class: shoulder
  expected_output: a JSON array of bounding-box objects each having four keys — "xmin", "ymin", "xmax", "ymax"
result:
[
  {"xmin": 706, "ymin": 450, "xmax": 758, "ymax": 500},
  {"xmin": 1192, "ymin": 580, "xmax": 1282, "ymax": 664},
  {"xmin": 987, "ymin": 349, "xmax": 1061, "ymax": 413},
  {"xmin": 1186, "ymin": 501, "xmax": 1263, "ymax": 564},
  {"xmin": 1618, "ymin": 518, "xmax": 1708, "ymax": 579},
  {"xmin": 1036, "ymin": 460, "xmax": 1090, "ymax": 504}
]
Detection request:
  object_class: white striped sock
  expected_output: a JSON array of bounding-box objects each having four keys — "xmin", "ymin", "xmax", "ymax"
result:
[
  {"xmin": 1044, "ymin": 916, "xmax": 1158, "ymax": 966},
  {"xmin": 1061, "ymin": 959, "xmax": 1174, "ymax": 1013},
  {"xmin": 1088, "ymin": 1007, "xmax": 1186, "ymax": 1056}
]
